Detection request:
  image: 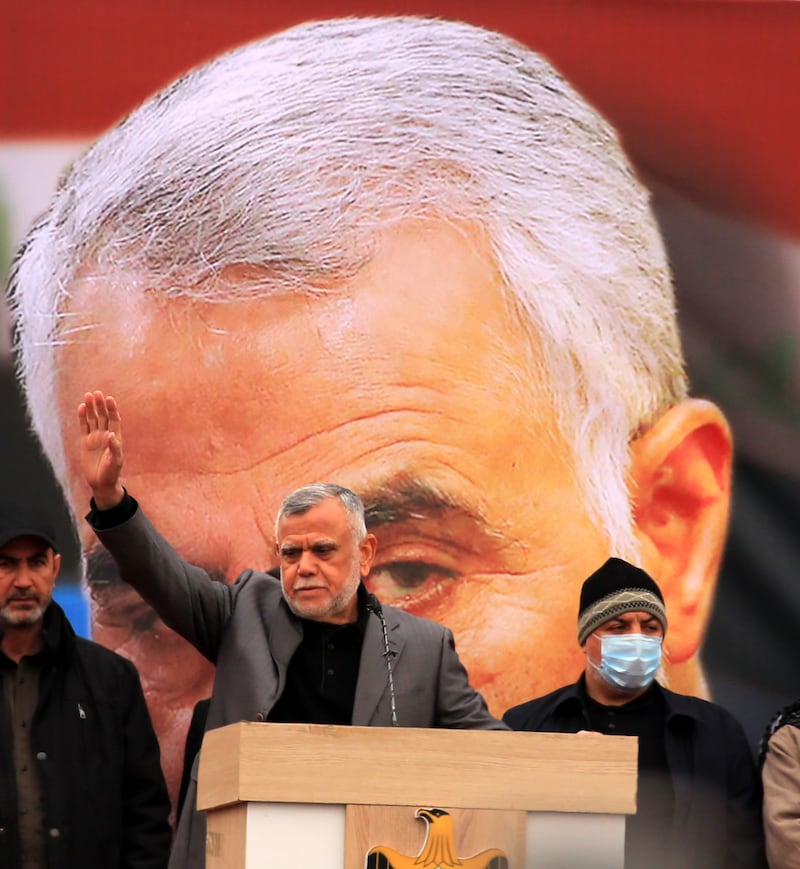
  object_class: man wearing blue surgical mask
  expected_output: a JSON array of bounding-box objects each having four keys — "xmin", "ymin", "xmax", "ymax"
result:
[{"xmin": 503, "ymin": 557, "xmax": 766, "ymax": 869}]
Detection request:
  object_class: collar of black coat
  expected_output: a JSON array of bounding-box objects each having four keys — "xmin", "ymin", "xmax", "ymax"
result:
[
  {"xmin": 0, "ymin": 600, "xmax": 76, "ymax": 664},
  {"xmin": 552, "ymin": 675, "xmax": 705, "ymax": 727},
  {"xmin": 581, "ymin": 676, "xmax": 661, "ymax": 715},
  {"xmin": 38, "ymin": 601, "xmax": 77, "ymax": 658}
]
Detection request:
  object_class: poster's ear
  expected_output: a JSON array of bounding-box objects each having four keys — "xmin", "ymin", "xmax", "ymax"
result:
[{"xmin": 629, "ymin": 399, "xmax": 732, "ymax": 665}]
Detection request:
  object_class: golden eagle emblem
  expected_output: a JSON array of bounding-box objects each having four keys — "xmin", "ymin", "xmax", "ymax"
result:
[{"xmin": 366, "ymin": 808, "xmax": 508, "ymax": 869}]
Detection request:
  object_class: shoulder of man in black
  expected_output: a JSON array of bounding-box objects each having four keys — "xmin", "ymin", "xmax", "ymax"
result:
[
  {"xmin": 33, "ymin": 602, "xmax": 173, "ymax": 865},
  {"xmin": 503, "ymin": 680, "xmax": 585, "ymax": 732},
  {"xmin": 658, "ymin": 685, "xmax": 753, "ymax": 739}
]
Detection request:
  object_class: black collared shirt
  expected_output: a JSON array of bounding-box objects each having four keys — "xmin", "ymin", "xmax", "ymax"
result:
[
  {"xmin": 267, "ymin": 586, "xmax": 371, "ymax": 725},
  {"xmin": 582, "ymin": 681, "xmax": 673, "ymax": 869}
]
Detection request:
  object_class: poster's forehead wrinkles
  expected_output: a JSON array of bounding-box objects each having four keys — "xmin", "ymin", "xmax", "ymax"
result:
[{"xmin": 11, "ymin": 15, "xmax": 684, "ymax": 557}]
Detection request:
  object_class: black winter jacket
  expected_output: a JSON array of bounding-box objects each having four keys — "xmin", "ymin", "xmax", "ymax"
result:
[
  {"xmin": 504, "ymin": 678, "xmax": 767, "ymax": 869},
  {"xmin": 0, "ymin": 602, "xmax": 171, "ymax": 869}
]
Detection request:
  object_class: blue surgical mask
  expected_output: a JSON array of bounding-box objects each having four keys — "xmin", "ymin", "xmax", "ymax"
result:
[{"xmin": 590, "ymin": 633, "xmax": 663, "ymax": 691}]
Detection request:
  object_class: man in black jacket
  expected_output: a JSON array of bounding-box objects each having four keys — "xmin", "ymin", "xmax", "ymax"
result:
[
  {"xmin": 0, "ymin": 505, "xmax": 171, "ymax": 869},
  {"xmin": 504, "ymin": 557, "xmax": 766, "ymax": 869}
]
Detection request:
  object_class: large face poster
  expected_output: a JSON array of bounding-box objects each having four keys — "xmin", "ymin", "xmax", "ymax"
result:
[{"xmin": 2, "ymin": 1, "xmax": 799, "ymax": 813}]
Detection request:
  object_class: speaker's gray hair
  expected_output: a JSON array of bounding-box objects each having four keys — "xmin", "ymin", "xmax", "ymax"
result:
[{"xmin": 276, "ymin": 484, "xmax": 368, "ymax": 543}]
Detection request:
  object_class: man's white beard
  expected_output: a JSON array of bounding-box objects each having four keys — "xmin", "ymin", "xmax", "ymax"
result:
[
  {"xmin": 282, "ymin": 559, "xmax": 361, "ymax": 622},
  {"xmin": 0, "ymin": 596, "xmax": 48, "ymax": 627}
]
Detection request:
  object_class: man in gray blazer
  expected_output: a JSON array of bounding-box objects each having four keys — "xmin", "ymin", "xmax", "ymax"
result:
[{"xmin": 77, "ymin": 390, "xmax": 505, "ymax": 868}]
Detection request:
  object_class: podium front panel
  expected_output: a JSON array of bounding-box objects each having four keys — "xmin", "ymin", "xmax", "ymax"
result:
[{"xmin": 206, "ymin": 802, "xmax": 627, "ymax": 868}]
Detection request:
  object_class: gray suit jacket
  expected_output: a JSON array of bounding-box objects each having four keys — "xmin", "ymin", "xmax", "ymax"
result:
[{"xmin": 93, "ymin": 505, "xmax": 505, "ymax": 868}]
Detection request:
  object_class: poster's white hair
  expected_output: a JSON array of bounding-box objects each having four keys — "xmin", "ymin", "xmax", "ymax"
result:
[{"xmin": 8, "ymin": 16, "xmax": 687, "ymax": 554}]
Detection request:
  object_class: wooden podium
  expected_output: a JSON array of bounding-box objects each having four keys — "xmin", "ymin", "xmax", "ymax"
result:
[{"xmin": 198, "ymin": 722, "xmax": 637, "ymax": 869}]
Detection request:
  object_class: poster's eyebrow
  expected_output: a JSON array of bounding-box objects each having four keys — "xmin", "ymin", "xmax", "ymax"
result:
[
  {"xmin": 360, "ymin": 476, "xmax": 489, "ymax": 529},
  {"xmin": 86, "ymin": 546, "xmax": 123, "ymax": 589}
]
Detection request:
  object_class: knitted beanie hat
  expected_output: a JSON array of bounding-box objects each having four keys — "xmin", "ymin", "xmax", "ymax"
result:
[{"xmin": 577, "ymin": 557, "xmax": 667, "ymax": 645}]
